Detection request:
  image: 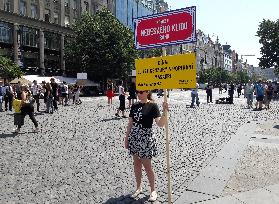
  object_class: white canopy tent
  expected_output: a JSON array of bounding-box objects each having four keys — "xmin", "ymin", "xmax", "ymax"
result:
[{"xmin": 22, "ymin": 75, "xmax": 99, "ymax": 86}]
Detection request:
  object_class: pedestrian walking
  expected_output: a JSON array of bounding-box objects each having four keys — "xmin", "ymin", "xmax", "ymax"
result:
[
  {"xmin": 206, "ymin": 83, "xmax": 213, "ymax": 103},
  {"xmin": 237, "ymin": 83, "xmax": 242, "ymax": 97},
  {"xmin": 106, "ymin": 80, "xmax": 114, "ymax": 105},
  {"xmin": 115, "ymin": 81, "xmax": 126, "ymax": 117},
  {"xmin": 265, "ymin": 81, "xmax": 274, "ymax": 109},
  {"xmin": 254, "ymin": 80, "xmax": 264, "ymax": 110},
  {"xmin": 4, "ymin": 82, "xmax": 13, "ymax": 111},
  {"xmin": 190, "ymin": 83, "xmax": 200, "ymax": 108},
  {"xmin": 0, "ymin": 81, "xmax": 4, "ymax": 112},
  {"xmin": 128, "ymin": 82, "xmax": 137, "ymax": 108},
  {"xmin": 124, "ymin": 90, "xmax": 168, "ymax": 202},
  {"xmin": 50, "ymin": 78, "xmax": 58, "ymax": 111},
  {"xmin": 61, "ymin": 81, "xmax": 69, "ymax": 106},
  {"xmin": 14, "ymin": 85, "xmax": 39, "ymax": 133},
  {"xmin": 45, "ymin": 83, "xmax": 54, "ymax": 114},
  {"xmin": 218, "ymin": 84, "xmax": 223, "ymax": 94},
  {"xmin": 245, "ymin": 80, "xmax": 254, "ymax": 108},
  {"xmin": 74, "ymin": 85, "xmax": 82, "ymax": 105},
  {"xmin": 228, "ymin": 82, "xmax": 235, "ymax": 104},
  {"xmin": 31, "ymin": 80, "xmax": 42, "ymax": 112}
]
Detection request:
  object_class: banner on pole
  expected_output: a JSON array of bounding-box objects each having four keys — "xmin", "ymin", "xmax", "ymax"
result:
[
  {"xmin": 134, "ymin": 7, "xmax": 196, "ymax": 50},
  {"xmin": 135, "ymin": 53, "xmax": 196, "ymax": 90},
  {"xmin": 77, "ymin": 73, "xmax": 87, "ymax": 79}
]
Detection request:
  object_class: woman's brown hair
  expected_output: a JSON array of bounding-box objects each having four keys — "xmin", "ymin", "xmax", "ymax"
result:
[{"xmin": 147, "ymin": 91, "xmax": 154, "ymax": 101}]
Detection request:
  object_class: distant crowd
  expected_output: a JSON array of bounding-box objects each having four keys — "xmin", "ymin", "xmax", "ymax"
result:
[
  {"xmin": 0, "ymin": 78, "xmax": 83, "ymax": 113},
  {"xmin": 0, "ymin": 78, "xmax": 83, "ymax": 133},
  {"xmin": 190, "ymin": 80, "xmax": 279, "ymax": 110}
]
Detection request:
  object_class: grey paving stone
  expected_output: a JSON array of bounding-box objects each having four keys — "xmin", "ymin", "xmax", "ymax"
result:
[
  {"xmin": 174, "ymin": 190, "xmax": 216, "ymax": 204},
  {"xmin": 0, "ymin": 90, "xmax": 278, "ymax": 203}
]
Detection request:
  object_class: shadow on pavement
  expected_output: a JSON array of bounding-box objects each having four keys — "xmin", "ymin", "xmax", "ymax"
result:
[
  {"xmin": 101, "ymin": 117, "xmax": 123, "ymax": 122},
  {"xmin": 103, "ymin": 195, "xmax": 149, "ymax": 204},
  {"xmin": 274, "ymin": 125, "xmax": 279, "ymax": 129},
  {"xmin": 0, "ymin": 133, "xmax": 17, "ymax": 139}
]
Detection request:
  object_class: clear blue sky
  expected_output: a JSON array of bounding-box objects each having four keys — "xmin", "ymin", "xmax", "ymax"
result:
[{"xmin": 165, "ymin": 0, "xmax": 278, "ymax": 67}]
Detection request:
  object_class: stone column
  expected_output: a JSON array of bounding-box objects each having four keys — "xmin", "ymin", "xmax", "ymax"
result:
[
  {"xmin": 60, "ymin": 0, "xmax": 65, "ymax": 27},
  {"xmin": 13, "ymin": 24, "xmax": 19, "ymax": 65},
  {"xmin": 13, "ymin": 0, "xmax": 19, "ymax": 14},
  {"xmin": 60, "ymin": 34, "xmax": 65, "ymax": 76},
  {"xmin": 38, "ymin": 0, "xmax": 44, "ymax": 20},
  {"xmin": 0, "ymin": 0, "xmax": 4, "ymax": 10},
  {"xmin": 26, "ymin": 0, "xmax": 31, "ymax": 17},
  {"xmin": 39, "ymin": 30, "xmax": 45, "ymax": 76}
]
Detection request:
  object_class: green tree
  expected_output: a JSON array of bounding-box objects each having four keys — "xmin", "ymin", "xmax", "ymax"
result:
[
  {"xmin": 257, "ymin": 19, "xmax": 279, "ymax": 75},
  {"xmin": 65, "ymin": 9, "xmax": 138, "ymax": 82},
  {"xmin": 0, "ymin": 56, "xmax": 23, "ymax": 82}
]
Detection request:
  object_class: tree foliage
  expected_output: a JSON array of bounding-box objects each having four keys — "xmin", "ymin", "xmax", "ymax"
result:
[
  {"xmin": 257, "ymin": 19, "xmax": 279, "ymax": 75},
  {"xmin": 198, "ymin": 68, "xmax": 249, "ymax": 84},
  {"xmin": 0, "ymin": 56, "xmax": 23, "ymax": 80},
  {"xmin": 65, "ymin": 9, "xmax": 147, "ymax": 82}
]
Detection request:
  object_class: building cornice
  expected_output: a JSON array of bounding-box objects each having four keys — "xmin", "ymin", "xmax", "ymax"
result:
[{"xmin": 0, "ymin": 10, "xmax": 74, "ymax": 35}]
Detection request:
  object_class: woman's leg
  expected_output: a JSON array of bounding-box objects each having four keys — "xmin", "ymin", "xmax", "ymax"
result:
[
  {"xmin": 142, "ymin": 158, "xmax": 155, "ymax": 192},
  {"xmin": 133, "ymin": 155, "xmax": 143, "ymax": 190},
  {"xmin": 28, "ymin": 111, "xmax": 38, "ymax": 128}
]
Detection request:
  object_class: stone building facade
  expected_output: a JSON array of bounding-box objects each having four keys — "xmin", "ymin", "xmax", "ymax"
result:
[{"xmin": 0, "ymin": 0, "xmax": 156, "ymax": 76}]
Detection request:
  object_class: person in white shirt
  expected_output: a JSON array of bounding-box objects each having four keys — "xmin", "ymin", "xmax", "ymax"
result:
[
  {"xmin": 61, "ymin": 81, "xmax": 69, "ymax": 106},
  {"xmin": 190, "ymin": 83, "xmax": 200, "ymax": 108},
  {"xmin": 31, "ymin": 80, "xmax": 42, "ymax": 112},
  {"xmin": 0, "ymin": 81, "xmax": 5, "ymax": 111},
  {"xmin": 245, "ymin": 80, "xmax": 254, "ymax": 109},
  {"xmin": 115, "ymin": 81, "xmax": 126, "ymax": 117}
]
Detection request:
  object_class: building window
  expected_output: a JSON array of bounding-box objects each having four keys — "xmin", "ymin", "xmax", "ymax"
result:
[
  {"xmin": 19, "ymin": 0, "xmax": 27, "ymax": 16},
  {"xmin": 45, "ymin": 9, "xmax": 50, "ymax": 23},
  {"xmin": 84, "ymin": 1, "xmax": 89, "ymax": 12},
  {"xmin": 0, "ymin": 22, "xmax": 12, "ymax": 43},
  {"xmin": 65, "ymin": 0, "xmax": 70, "ymax": 7},
  {"xmin": 4, "ymin": 0, "xmax": 11, "ymax": 12},
  {"xmin": 73, "ymin": 0, "xmax": 78, "ymax": 10},
  {"xmin": 22, "ymin": 26, "xmax": 38, "ymax": 47},
  {"xmin": 31, "ymin": 4, "xmax": 38, "ymax": 18},
  {"xmin": 65, "ymin": 16, "xmax": 70, "ymax": 27},
  {"xmin": 54, "ymin": 12, "xmax": 59, "ymax": 24}
]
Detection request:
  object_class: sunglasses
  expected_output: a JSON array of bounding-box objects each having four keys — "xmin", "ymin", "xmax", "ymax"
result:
[{"xmin": 136, "ymin": 91, "xmax": 146, "ymax": 94}]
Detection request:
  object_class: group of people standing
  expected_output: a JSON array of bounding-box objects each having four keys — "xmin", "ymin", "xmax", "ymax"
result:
[
  {"xmin": 245, "ymin": 80, "xmax": 276, "ymax": 110},
  {"xmin": 106, "ymin": 80, "xmax": 137, "ymax": 117},
  {"xmin": 0, "ymin": 78, "xmax": 82, "ymax": 133}
]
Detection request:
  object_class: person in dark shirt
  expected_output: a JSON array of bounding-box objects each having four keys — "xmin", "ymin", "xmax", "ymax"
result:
[
  {"xmin": 50, "ymin": 78, "xmax": 58, "ymax": 110},
  {"xmin": 128, "ymin": 82, "xmax": 137, "ymax": 108},
  {"xmin": 125, "ymin": 90, "xmax": 168, "ymax": 202},
  {"xmin": 265, "ymin": 81, "xmax": 274, "ymax": 109},
  {"xmin": 228, "ymin": 82, "xmax": 235, "ymax": 104}
]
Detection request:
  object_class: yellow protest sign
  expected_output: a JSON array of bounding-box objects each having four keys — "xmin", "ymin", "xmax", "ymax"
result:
[{"xmin": 135, "ymin": 53, "xmax": 196, "ymax": 90}]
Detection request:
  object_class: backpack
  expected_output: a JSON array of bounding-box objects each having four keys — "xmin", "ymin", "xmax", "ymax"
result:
[
  {"xmin": 5, "ymin": 86, "xmax": 13, "ymax": 97},
  {"xmin": 61, "ymin": 85, "xmax": 66, "ymax": 93},
  {"xmin": 256, "ymin": 84, "xmax": 264, "ymax": 97}
]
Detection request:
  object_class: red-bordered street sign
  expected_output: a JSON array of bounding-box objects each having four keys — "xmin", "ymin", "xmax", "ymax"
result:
[{"xmin": 134, "ymin": 6, "xmax": 196, "ymax": 50}]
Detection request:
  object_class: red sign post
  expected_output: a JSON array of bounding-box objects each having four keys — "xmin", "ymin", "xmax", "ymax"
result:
[{"xmin": 134, "ymin": 7, "xmax": 196, "ymax": 49}]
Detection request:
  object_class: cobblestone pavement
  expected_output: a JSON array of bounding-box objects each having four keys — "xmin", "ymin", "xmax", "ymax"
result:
[{"xmin": 0, "ymin": 89, "xmax": 279, "ymax": 203}]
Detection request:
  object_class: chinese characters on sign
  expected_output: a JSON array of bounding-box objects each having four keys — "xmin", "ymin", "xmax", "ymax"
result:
[
  {"xmin": 134, "ymin": 7, "xmax": 196, "ymax": 49},
  {"xmin": 135, "ymin": 53, "xmax": 197, "ymax": 90}
]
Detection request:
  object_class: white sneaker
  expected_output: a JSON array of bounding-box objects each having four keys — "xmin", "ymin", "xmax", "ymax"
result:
[
  {"xmin": 130, "ymin": 188, "xmax": 142, "ymax": 198},
  {"xmin": 34, "ymin": 127, "xmax": 39, "ymax": 133},
  {"xmin": 148, "ymin": 191, "xmax": 158, "ymax": 202},
  {"xmin": 13, "ymin": 128, "xmax": 20, "ymax": 133}
]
